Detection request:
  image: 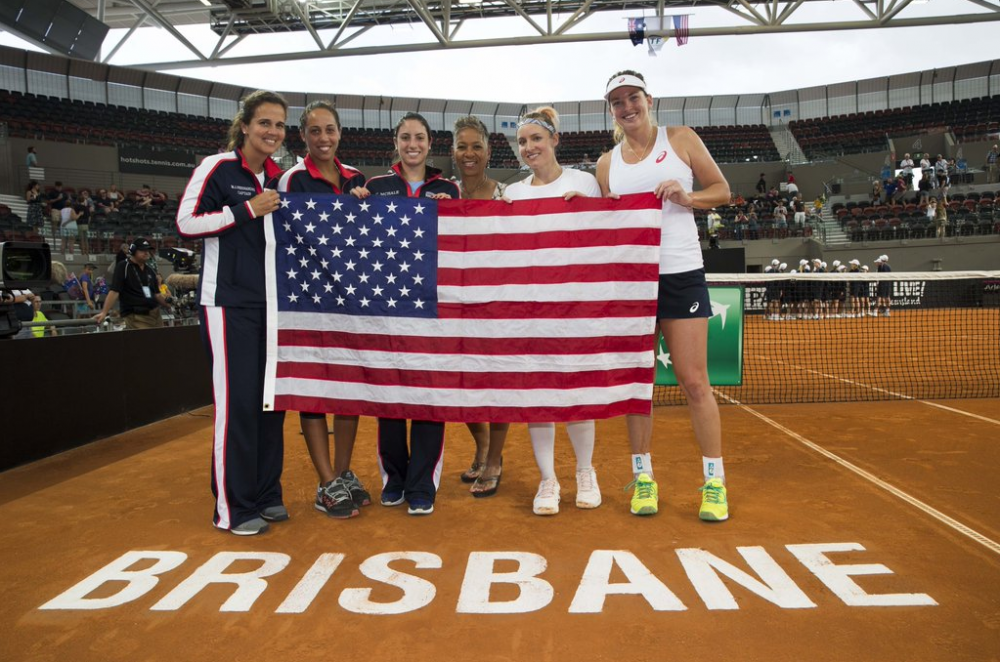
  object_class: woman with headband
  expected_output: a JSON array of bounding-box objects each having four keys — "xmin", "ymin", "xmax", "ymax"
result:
[
  {"xmin": 352, "ymin": 112, "xmax": 460, "ymax": 516},
  {"xmin": 277, "ymin": 100, "xmax": 371, "ymax": 519},
  {"xmin": 505, "ymin": 106, "xmax": 603, "ymax": 516},
  {"xmin": 596, "ymin": 70, "xmax": 732, "ymax": 522},
  {"xmin": 451, "ymin": 115, "xmax": 510, "ymax": 497}
]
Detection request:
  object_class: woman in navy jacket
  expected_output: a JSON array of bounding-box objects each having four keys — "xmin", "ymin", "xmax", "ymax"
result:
[
  {"xmin": 353, "ymin": 112, "xmax": 459, "ymax": 515},
  {"xmin": 176, "ymin": 90, "xmax": 288, "ymax": 536},
  {"xmin": 278, "ymin": 100, "xmax": 371, "ymax": 520}
]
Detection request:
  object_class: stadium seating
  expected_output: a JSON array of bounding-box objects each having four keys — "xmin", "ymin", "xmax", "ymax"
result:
[{"xmin": 790, "ymin": 95, "xmax": 1000, "ymax": 160}]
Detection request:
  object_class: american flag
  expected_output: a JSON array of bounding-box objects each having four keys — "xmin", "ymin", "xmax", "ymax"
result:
[
  {"xmin": 263, "ymin": 192, "xmax": 662, "ymax": 423},
  {"xmin": 673, "ymin": 14, "xmax": 689, "ymax": 46}
]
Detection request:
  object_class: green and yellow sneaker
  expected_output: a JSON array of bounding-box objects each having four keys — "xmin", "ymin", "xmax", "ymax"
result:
[
  {"xmin": 698, "ymin": 478, "xmax": 729, "ymax": 521},
  {"xmin": 628, "ymin": 473, "xmax": 658, "ymax": 516}
]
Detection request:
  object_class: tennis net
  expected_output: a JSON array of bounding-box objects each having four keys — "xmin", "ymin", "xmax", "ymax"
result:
[{"xmin": 653, "ymin": 270, "xmax": 1000, "ymax": 406}]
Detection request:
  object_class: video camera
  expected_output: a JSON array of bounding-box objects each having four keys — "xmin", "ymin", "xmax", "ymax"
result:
[
  {"xmin": 159, "ymin": 246, "xmax": 198, "ymax": 274},
  {"xmin": 0, "ymin": 242, "xmax": 53, "ymax": 339}
]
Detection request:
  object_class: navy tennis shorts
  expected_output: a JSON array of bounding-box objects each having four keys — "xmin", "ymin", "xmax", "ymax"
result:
[{"xmin": 656, "ymin": 268, "xmax": 713, "ymax": 321}]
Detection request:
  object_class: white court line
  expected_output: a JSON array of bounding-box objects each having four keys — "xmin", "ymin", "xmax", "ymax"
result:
[
  {"xmin": 714, "ymin": 389, "xmax": 1000, "ymax": 556},
  {"xmin": 767, "ymin": 358, "xmax": 1000, "ymax": 427}
]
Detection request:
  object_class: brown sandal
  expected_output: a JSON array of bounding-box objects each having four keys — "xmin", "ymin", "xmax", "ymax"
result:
[
  {"xmin": 471, "ymin": 470, "xmax": 502, "ymax": 498},
  {"xmin": 461, "ymin": 461, "xmax": 484, "ymax": 483}
]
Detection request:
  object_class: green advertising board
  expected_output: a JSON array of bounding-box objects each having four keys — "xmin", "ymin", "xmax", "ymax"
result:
[{"xmin": 655, "ymin": 286, "xmax": 744, "ymax": 386}]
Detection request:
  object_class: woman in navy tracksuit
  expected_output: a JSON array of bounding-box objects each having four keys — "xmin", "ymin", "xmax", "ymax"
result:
[
  {"xmin": 176, "ymin": 90, "xmax": 289, "ymax": 536},
  {"xmin": 353, "ymin": 112, "xmax": 459, "ymax": 515},
  {"xmin": 277, "ymin": 100, "xmax": 371, "ymax": 520}
]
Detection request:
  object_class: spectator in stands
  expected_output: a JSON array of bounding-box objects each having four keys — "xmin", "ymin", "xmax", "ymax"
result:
[
  {"xmin": 59, "ymin": 200, "xmax": 81, "ymax": 260},
  {"xmin": 95, "ymin": 237, "xmax": 169, "ymax": 329},
  {"xmin": 451, "ymin": 114, "xmax": 510, "ymax": 495},
  {"xmin": 756, "ymin": 172, "xmax": 766, "ymax": 195},
  {"xmin": 733, "ymin": 192, "xmax": 745, "ymax": 208},
  {"xmin": 792, "ymin": 196, "xmax": 806, "ymax": 227},
  {"xmin": 597, "ymin": 70, "xmax": 732, "ymax": 523},
  {"xmin": 773, "ymin": 199, "xmax": 788, "ymax": 233},
  {"xmin": 734, "ymin": 209, "xmax": 748, "ymax": 240},
  {"xmin": 934, "ymin": 154, "xmax": 948, "ymax": 189},
  {"xmin": 47, "ymin": 181, "xmax": 69, "ymax": 239},
  {"xmin": 107, "ymin": 183, "xmax": 122, "ymax": 207},
  {"xmin": 747, "ymin": 208, "xmax": 759, "ymax": 240},
  {"xmin": 919, "ymin": 154, "xmax": 933, "ymax": 186},
  {"xmin": 785, "ymin": 175, "xmax": 799, "ymax": 199},
  {"xmin": 277, "ymin": 99, "xmax": 371, "ymax": 519},
  {"xmin": 94, "ymin": 188, "xmax": 115, "ymax": 213},
  {"xmin": 934, "ymin": 197, "xmax": 948, "ymax": 238},
  {"xmin": 135, "ymin": 185, "xmax": 154, "ymax": 209},
  {"xmin": 150, "ymin": 187, "xmax": 168, "ymax": 206},
  {"xmin": 926, "ymin": 196, "xmax": 938, "ymax": 222},
  {"xmin": 918, "ymin": 171, "xmax": 932, "ymax": 205},
  {"xmin": 25, "ymin": 180, "xmax": 44, "ymax": 229},
  {"xmin": 987, "ymin": 144, "xmax": 999, "ymax": 184},
  {"xmin": 883, "ymin": 177, "xmax": 897, "ymax": 203},
  {"xmin": 26, "ymin": 146, "xmax": 38, "ymax": 168},
  {"xmin": 74, "ymin": 194, "xmax": 91, "ymax": 258},
  {"xmin": 78, "ymin": 262, "xmax": 98, "ymax": 313},
  {"xmin": 892, "ymin": 174, "xmax": 908, "ymax": 203},
  {"xmin": 900, "ymin": 153, "xmax": 914, "ymax": 186},
  {"xmin": 872, "ymin": 179, "xmax": 883, "ymax": 203},
  {"xmin": 176, "ymin": 89, "xmax": 289, "ymax": 535}
]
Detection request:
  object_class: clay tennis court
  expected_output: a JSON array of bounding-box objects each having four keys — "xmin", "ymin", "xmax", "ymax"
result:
[{"xmin": 2, "ymin": 305, "xmax": 998, "ymax": 662}]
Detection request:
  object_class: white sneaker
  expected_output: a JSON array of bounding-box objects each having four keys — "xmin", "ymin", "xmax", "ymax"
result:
[
  {"xmin": 533, "ymin": 478, "xmax": 560, "ymax": 516},
  {"xmin": 575, "ymin": 468, "xmax": 602, "ymax": 509}
]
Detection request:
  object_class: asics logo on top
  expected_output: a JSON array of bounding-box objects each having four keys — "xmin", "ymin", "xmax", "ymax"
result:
[
  {"xmin": 656, "ymin": 151, "xmax": 667, "ymax": 163},
  {"xmin": 689, "ymin": 301, "xmax": 700, "ymax": 313}
]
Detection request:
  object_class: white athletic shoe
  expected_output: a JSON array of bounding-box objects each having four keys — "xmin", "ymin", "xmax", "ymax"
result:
[
  {"xmin": 575, "ymin": 468, "xmax": 602, "ymax": 509},
  {"xmin": 533, "ymin": 478, "xmax": 560, "ymax": 516}
]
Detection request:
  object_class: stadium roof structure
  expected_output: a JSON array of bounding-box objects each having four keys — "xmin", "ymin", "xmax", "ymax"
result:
[{"xmin": 33, "ymin": 0, "xmax": 1000, "ymax": 68}]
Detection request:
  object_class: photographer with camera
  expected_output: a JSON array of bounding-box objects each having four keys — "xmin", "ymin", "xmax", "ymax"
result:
[{"xmin": 94, "ymin": 237, "xmax": 170, "ymax": 329}]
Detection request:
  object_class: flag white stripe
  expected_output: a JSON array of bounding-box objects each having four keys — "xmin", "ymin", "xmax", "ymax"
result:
[
  {"xmin": 439, "ymin": 281, "xmax": 659, "ymax": 303},
  {"xmin": 276, "ymin": 377, "xmax": 653, "ymax": 407},
  {"xmin": 438, "ymin": 208, "xmax": 660, "ymax": 235},
  {"xmin": 439, "ymin": 244, "xmax": 657, "ymax": 269},
  {"xmin": 276, "ymin": 312, "xmax": 656, "ymax": 338},
  {"xmin": 278, "ymin": 346, "xmax": 654, "ymax": 372}
]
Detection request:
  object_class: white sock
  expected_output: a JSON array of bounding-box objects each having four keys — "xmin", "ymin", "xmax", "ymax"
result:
[
  {"xmin": 528, "ymin": 422, "xmax": 557, "ymax": 480},
  {"xmin": 703, "ymin": 456, "xmax": 725, "ymax": 483},
  {"xmin": 567, "ymin": 420, "xmax": 595, "ymax": 471},
  {"xmin": 632, "ymin": 453, "xmax": 652, "ymax": 478}
]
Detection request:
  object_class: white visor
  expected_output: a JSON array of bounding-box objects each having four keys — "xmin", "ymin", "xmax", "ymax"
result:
[{"xmin": 605, "ymin": 74, "xmax": 647, "ymax": 99}]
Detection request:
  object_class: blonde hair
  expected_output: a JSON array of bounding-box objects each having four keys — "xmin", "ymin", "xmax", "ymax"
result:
[
  {"xmin": 227, "ymin": 90, "xmax": 288, "ymax": 151},
  {"xmin": 519, "ymin": 106, "xmax": 560, "ymax": 134},
  {"xmin": 606, "ymin": 69, "xmax": 655, "ymax": 144}
]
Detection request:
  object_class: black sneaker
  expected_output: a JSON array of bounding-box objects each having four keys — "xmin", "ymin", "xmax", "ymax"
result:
[
  {"xmin": 340, "ymin": 470, "xmax": 372, "ymax": 507},
  {"xmin": 315, "ymin": 479, "xmax": 359, "ymax": 519}
]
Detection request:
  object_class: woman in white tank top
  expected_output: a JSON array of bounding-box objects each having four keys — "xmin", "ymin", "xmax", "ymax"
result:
[
  {"xmin": 502, "ymin": 106, "xmax": 603, "ymax": 517},
  {"xmin": 595, "ymin": 71, "xmax": 732, "ymax": 522}
]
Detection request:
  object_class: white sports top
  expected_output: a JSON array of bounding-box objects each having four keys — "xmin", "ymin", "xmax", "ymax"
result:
[
  {"xmin": 608, "ymin": 126, "xmax": 702, "ymax": 274},
  {"xmin": 505, "ymin": 167, "xmax": 601, "ymax": 200}
]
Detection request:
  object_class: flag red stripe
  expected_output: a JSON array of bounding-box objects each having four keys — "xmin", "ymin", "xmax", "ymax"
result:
[
  {"xmin": 438, "ymin": 263, "xmax": 660, "ymax": 286},
  {"xmin": 275, "ymin": 395, "xmax": 653, "ymax": 422},
  {"xmin": 277, "ymin": 363, "xmax": 654, "ymax": 389},
  {"xmin": 438, "ymin": 192, "xmax": 661, "ymax": 218},
  {"xmin": 438, "ymin": 227, "xmax": 659, "ymax": 252},
  {"xmin": 279, "ymin": 329, "xmax": 656, "ymax": 355},
  {"xmin": 436, "ymin": 300, "xmax": 657, "ymax": 319}
]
